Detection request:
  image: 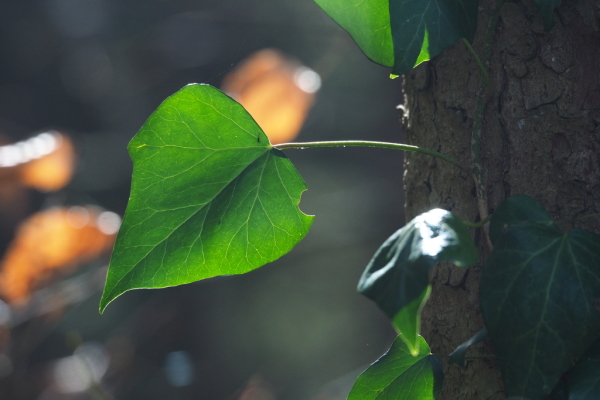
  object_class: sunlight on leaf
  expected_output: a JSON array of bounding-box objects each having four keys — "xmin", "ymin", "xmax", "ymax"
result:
[
  {"xmin": 100, "ymin": 84, "xmax": 313, "ymax": 312},
  {"xmin": 221, "ymin": 49, "xmax": 319, "ymax": 145},
  {"xmin": 358, "ymin": 208, "xmax": 477, "ymax": 354},
  {"xmin": 313, "ymin": 0, "xmax": 394, "ymax": 67},
  {"xmin": 348, "ymin": 335, "xmax": 443, "ymax": 400}
]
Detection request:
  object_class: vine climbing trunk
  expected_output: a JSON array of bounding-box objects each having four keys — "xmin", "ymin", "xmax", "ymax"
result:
[{"xmin": 401, "ymin": 0, "xmax": 600, "ymax": 398}]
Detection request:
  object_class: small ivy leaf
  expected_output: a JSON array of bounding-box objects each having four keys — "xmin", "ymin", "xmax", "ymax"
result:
[
  {"xmin": 389, "ymin": 0, "xmax": 479, "ymax": 75},
  {"xmin": 489, "ymin": 194, "xmax": 557, "ymax": 245},
  {"xmin": 100, "ymin": 84, "xmax": 313, "ymax": 312},
  {"xmin": 481, "ymin": 196, "xmax": 600, "ymax": 399},
  {"xmin": 567, "ymin": 339, "xmax": 600, "ymax": 399},
  {"xmin": 358, "ymin": 209, "xmax": 477, "ymax": 355},
  {"xmin": 534, "ymin": 0, "xmax": 561, "ymax": 31},
  {"xmin": 312, "ymin": 0, "xmax": 479, "ymax": 75},
  {"xmin": 348, "ymin": 335, "xmax": 444, "ymax": 400},
  {"xmin": 448, "ymin": 327, "xmax": 488, "ymax": 368},
  {"xmin": 391, "ymin": 286, "xmax": 432, "ymax": 355},
  {"xmin": 312, "ymin": 0, "xmax": 394, "ymax": 67}
]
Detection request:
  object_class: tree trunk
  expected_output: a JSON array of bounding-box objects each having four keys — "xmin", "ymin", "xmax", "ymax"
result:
[{"xmin": 401, "ymin": 0, "xmax": 600, "ymax": 398}]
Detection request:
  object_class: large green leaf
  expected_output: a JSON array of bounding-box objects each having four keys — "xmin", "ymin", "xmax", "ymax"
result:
[
  {"xmin": 358, "ymin": 209, "xmax": 477, "ymax": 355},
  {"xmin": 313, "ymin": 0, "xmax": 394, "ymax": 67},
  {"xmin": 568, "ymin": 339, "xmax": 600, "ymax": 400},
  {"xmin": 348, "ymin": 335, "xmax": 444, "ymax": 400},
  {"xmin": 100, "ymin": 84, "xmax": 313, "ymax": 311},
  {"xmin": 481, "ymin": 196, "xmax": 600, "ymax": 399},
  {"xmin": 312, "ymin": 0, "xmax": 479, "ymax": 75}
]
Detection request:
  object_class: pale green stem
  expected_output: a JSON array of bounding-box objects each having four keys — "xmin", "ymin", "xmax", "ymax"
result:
[
  {"xmin": 462, "ymin": 38, "xmax": 491, "ymax": 92},
  {"xmin": 274, "ymin": 140, "xmax": 470, "ymax": 173},
  {"xmin": 461, "ymin": 214, "xmax": 493, "ymax": 228},
  {"xmin": 471, "ymin": 0, "xmax": 505, "ymax": 250},
  {"xmin": 577, "ymin": 213, "xmax": 600, "ymax": 221}
]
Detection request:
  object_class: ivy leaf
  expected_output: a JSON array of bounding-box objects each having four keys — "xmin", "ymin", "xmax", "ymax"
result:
[
  {"xmin": 388, "ymin": 0, "xmax": 479, "ymax": 75},
  {"xmin": 489, "ymin": 194, "xmax": 556, "ymax": 245},
  {"xmin": 358, "ymin": 209, "xmax": 477, "ymax": 355},
  {"xmin": 312, "ymin": 0, "xmax": 394, "ymax": 67},
  {"xmin": 481, "ymin": 196, "xmax": 600, "ymax": 399},
  {"xmin": 312, "ymin": 0, "xmax": 479, "ymax": 75},
  {"xmin": 348, "ymin": 335, "xmax": 444, "ymax": 400},
  {"xmin": 534, "ymin": 0, "xmax": 561, "ymax": 30},
  {"xmin": 568, "ymin": 339, "xmax": 600, "ymax": 399},
  {"xmin": 100, "ymin": 84, "xmax": 313, "ymax": 311}
]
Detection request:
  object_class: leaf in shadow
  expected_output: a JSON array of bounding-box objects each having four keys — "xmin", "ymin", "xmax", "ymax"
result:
[
  {"xmin": 481, "ymin": 196, "xmax": 600, "ymax": 399},
  {"xmin": 567, "ymin": 338, "xmax": 600, "ymax": 400}
]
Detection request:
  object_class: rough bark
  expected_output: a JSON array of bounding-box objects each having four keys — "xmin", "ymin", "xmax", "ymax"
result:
[{"xmin": 401, "ymin": 0, "xmax": 600, "ymax": 398}]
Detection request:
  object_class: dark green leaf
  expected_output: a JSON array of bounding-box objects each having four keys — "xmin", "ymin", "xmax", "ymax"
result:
[
  {"xmin": 489, "ymin": 194, "xmax": 556, "ymax": 245},
  {"xmin": 547, "ymin": 380, "xmax": 569, "ymax": 400},
  {"xmin": 568, "ymin": 339, "xmax": 600, "ymax": 399},
  {"xmin": 312, "ymin": 0, "xmax": 479, "ymax": 75},
  {"xmin": 389, "ymin": 0, "xmax": 479, "ymax": 75},
  {"xmin": 534, "ymin": 0, "xmax": 561, "ymax": 30},
  {"xmin": 481, "ymin": 197, "xmax": 600, "ymax": 399},
  {"xmin": 448, "ymin": 327, "xmax": 488, "ymax": 368},
  {"xmin": 358, "ymin": 209, "xmax": 477, "ymax": 354},
  {"xmin": 313, "ymin": 0, "xmax": 394, "ymax": 67},
  {"xmin": 348, "ymin": 335, "xmax": 444, "ymax": 400},
  {"xmin": 100, "ymin": 84, "xmax": 313, "ymax": 311}
]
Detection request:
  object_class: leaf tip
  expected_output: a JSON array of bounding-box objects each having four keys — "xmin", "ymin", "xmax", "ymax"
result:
[{"xmin": 99, "ymin": 287, "xmax": 121, "ymax": 314}]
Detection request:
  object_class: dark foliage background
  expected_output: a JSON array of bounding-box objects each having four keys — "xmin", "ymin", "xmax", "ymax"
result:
[{"xmin": 0, "ymin": 0, "xmax": 406, "ymax": 398}]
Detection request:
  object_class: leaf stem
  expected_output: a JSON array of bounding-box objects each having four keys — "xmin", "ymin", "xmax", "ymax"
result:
[
  {"xmin": 462, "ymin": 214, "xmax": 493, "ymax": 228},
  {"xmin": 577, "ymin": 213, "xmax": 600, "ymax": 221},
  {"xmin": 462, "ymin": 38, "xmax": 491, "ymax": 93},
  {"xmin": 274, "ymin": 140, "xmax": 470, "ymax": 173},
  {"xmin": 471, "ymin": 1, "xmax": 505, "ymax": 250}
]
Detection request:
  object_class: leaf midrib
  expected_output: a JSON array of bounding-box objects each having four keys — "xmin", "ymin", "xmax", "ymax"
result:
[{"xmin": 521, "ymin": 234, "xmax": 567, "ymax": 392}]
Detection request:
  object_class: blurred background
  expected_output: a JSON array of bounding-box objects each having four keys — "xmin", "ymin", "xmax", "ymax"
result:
[{"xmin": 0, "ymin": 0, "xmax": 406, "ymax": 399}]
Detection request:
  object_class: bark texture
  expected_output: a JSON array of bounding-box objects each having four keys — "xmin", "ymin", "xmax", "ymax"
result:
[{"xmin": 401, "ymin": 0, "xmax": 600, "ymax": 398}]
